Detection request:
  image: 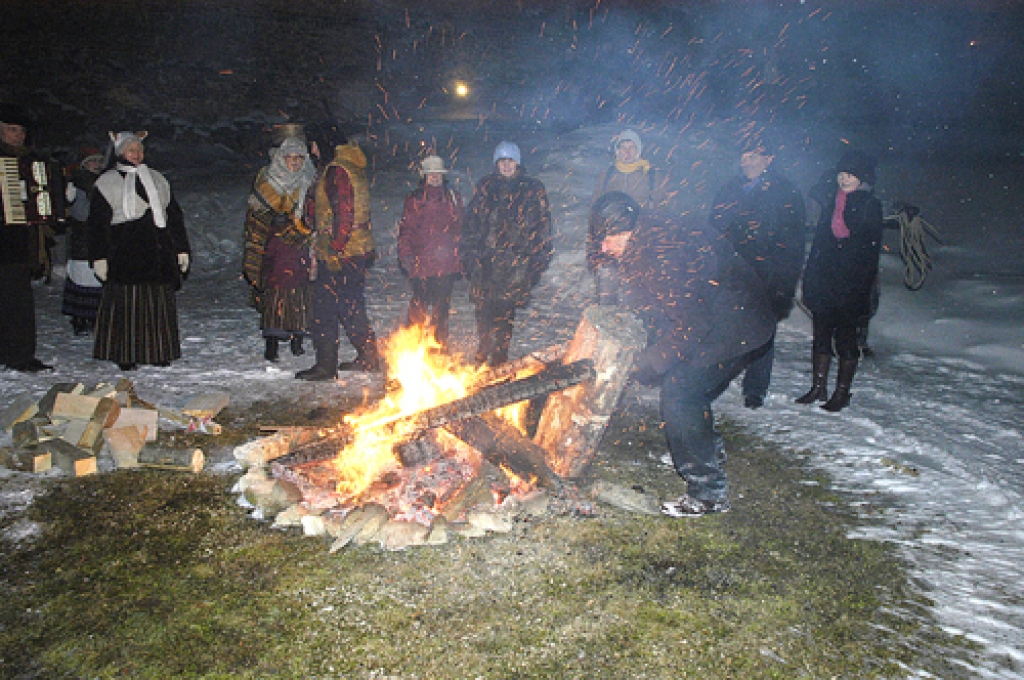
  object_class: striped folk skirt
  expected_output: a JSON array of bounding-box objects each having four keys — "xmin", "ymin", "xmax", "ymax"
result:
[
  {"xmin": 258, "ymin": 285, "xmax": 313, "ymax": 336},
  {"xmin": 61, "ymin": 278, "xmax": 104, "ymax": 321},
  {"xmin": 93, "ymin": 283, "xmax": 181, "ymax": 366}
]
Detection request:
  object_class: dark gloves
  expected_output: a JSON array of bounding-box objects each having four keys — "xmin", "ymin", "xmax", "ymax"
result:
[{"xmin": 771, "ymin": 293, "xmax": 795, "ymax": 321}]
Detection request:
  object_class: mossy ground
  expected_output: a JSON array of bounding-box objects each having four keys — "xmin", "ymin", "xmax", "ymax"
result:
[{"xmin": 0, "ymin": 401, "xmax": 974, "ymax": 679}]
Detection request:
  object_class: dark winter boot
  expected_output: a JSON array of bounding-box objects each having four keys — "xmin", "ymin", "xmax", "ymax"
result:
[
  {"xmin": 795, "ymin": 352, "xmax": 831, "ymax": 404},
  {"xmin": 264, "ymin": 338, "xmax": 279, "ymax": 362},
  {"xmin": 289, "ymin": 335, "xmax": 305, "ymax": 356},
  {"xmin": 296, "ymin": 341, "xmax": 338, "ymax": 381},
  {"xmin": 339, "ymin": 342, "xmax": 381, "ymax": 372},
  {"xmin": 71, "ymin": 317, "xmax": 90, "ymax": 336},
  {"xmin": 821, "ymin": 358, "xmax": 858, "ymax": 412}
]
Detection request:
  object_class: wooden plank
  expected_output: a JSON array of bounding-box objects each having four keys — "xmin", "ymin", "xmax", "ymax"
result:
[
  {"xmin": 38, "ymin": 439, "xmax": 97, "ymax": 477},
  {"xmin": 84, "ymin": 382, "xmax": 117, "ymax": 399},
  {"xmin": 181, "ymin": 392, "xmax": 230, "ymax": 419},
  {"xmin": 1, "ymin": 393, "xmax": 40, "ymax": 431},
  {"xmin": 4, "ymin": 449, "xmax": 52, "ymax": 473},
  {"xmin": 51, "ymin": 393, "xmax": 101, "ymax": 421},
  {"xmin": 111, "ymin": 407, "xmax": 159, "ymax": 442},
  {"xmin": 92, "ymin": 397, "xmax": 121, "ymax": 429}
]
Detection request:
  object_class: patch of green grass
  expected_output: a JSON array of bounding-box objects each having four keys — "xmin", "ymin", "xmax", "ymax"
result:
[{"xmin": 0, "ymin": 405, "xmax": 976, "ymax": 679}]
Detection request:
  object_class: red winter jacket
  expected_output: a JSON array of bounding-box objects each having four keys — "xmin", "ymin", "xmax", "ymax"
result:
[{"xmin": 397, "ymin": 184, "xmax": 464, "ymax": 279}]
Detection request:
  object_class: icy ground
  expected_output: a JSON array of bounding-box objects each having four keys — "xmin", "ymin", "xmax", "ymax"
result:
[{"xmin": 2, "ymin": 121, "xmax": 1023, "ymax": 678}]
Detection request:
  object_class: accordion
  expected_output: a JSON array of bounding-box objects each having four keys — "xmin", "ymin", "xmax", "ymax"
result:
[{"xmin": 1, "ymin": 155, "xmax": 66, "ymax": 226}]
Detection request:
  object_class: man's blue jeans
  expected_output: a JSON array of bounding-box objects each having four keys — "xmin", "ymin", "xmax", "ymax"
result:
[{"xmin": 660, "ymin": 344, "xmax": 769, "ymax": 501}]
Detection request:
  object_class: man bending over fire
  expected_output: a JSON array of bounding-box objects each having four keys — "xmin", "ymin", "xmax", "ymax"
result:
[{"xmin": 592, "ymin": 191, "xmax": 774, "ymax": 517}]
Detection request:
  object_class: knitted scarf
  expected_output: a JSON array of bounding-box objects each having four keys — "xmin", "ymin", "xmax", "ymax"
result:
[
  {"xmin": 614, "ymin": 158, "xmax": 651, "ymax": 175},
  {"xmin": 831, "ymin": 190, "xmax": 850, "ymax": 239}
]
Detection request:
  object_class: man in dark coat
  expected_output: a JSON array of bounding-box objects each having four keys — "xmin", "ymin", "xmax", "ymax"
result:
[
  {"xmin": 710, "ymin": 138, "xmax": 806, "ymax": 408},
  {"xmin": 0, "ymin": 104, "xmax": 55, "ymax": 372},
  {"xmin": 594, "ymin": 192, "xmax": 775, "ymax": 516},
  {"xmin": 462, "ymin": 141, "xmax": 552, "ymax": 367}
]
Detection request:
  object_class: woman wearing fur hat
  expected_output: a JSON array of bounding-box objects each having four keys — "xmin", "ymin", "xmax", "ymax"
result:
[
  {"xmin": 243, "ymin": 136, "xmax": 316, "ymax": 361},
  {"xmin": 462, "ymin": 141, "xmax": 552, "ymax": 367},
  {"xmin": 797, "ymin": 149, "xmax": 884, "ymax": 411},
  {"xmin": 588, "ymin": 128, "xmax": 662, "ymax": 305},
  {"xmin": 89, "ymin": 132, "xmax": 190, "ymax": 370},
  {"xmin": 397, "ymin": 155, "xmax": 463, "ymax": 351}
]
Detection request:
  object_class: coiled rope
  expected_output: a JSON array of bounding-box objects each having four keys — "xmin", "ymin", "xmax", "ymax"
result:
[{"xmin": 893, "ymin": 206, "xmax": 942, "ymax": 291}]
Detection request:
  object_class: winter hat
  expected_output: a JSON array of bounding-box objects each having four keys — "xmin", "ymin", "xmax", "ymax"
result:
[
  {"xmin": 420, "ymin": 155, "xmax": 448, "ymax": 175},
  {"xmin": 493, "ymin": 141, "xmax": 521, "ymax": 165},
  {"xmin": 111, "ymin": 130, "xmax": 147, "ymax": 156},
  {"xmin": 835, "ymin": 149, "xmax": 877, "ymax": 186},
  {"xmin": 614, "ymin": 129, "xmax": 643, "ymax": 157},
  {"xmin": 591, "ymin": 191, "xmax": 640, "ymax": 235},
  {"xmin": 0, "ymin": 103, "xmax": 33, "ymax": 128}
]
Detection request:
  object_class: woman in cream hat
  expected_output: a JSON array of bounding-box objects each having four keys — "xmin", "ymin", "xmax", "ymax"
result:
[{"xmin": 396, "ymin": 154, "xmax": 463, "ymax": 351}]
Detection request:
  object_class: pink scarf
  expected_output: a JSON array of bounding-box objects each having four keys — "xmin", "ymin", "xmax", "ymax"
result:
[{"xmin": 831, "ymin": 190, "xmax": 850, "ymax": 239}]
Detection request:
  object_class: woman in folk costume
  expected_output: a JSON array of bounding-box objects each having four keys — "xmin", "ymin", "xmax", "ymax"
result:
[
  {"xmin": 797, "ymin": 149, "xmax": 884, "ymax": 412},
  {"xmin": 587, "ymin": 128, "xmax": 662, "ymax": 305},
  {"xmin": 88, "ymin": 131, "xmax": 190, "ymax": 371},
  {"xmin": 396, "ymin": 155, "xmax": 463, "ymax": 352},
  {"xmin": 242, "ymin": 136, "xmax": 316, "ymax": 361},
  {"xmin": 62, "ymin": 148, "xmax": 105, "ymax": 335}
]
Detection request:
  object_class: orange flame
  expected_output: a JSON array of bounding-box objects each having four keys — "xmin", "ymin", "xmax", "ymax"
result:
[{"xmin": 332, "ymin": 325, "xmax": 485, "ymax": 497}]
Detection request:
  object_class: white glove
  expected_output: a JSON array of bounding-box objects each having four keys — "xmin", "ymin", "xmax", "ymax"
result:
[
  {"xmin": 65, "ymin": 183, "xmax": 77, "ymax": 202},
  {"xmin": 93, "ymin": 259, "xmax": 108, "ymax": 282},
  {"xmin": 177, "ymin": 253, "xmax": 190, "ymax": 273}
]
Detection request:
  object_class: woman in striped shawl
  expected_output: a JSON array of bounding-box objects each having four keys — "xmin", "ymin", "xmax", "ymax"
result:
[{"xmin": 242, "ymin": 136, "xmax": 316, "ymax": 361}]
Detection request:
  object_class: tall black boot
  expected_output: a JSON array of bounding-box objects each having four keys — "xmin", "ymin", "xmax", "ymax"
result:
[
  {"xmin": 339, "ymin": 341, "xmax": 381, "ymax": 372},
  {"xmin": 296, "ymin": 340, "xmax": 338, "ymax": 381},
  {"xmin": 264, "ymin": 338, "xmax": 279, "ymax": 362},
  {"xmin": 795, "ymin": 352, "xmax": 831, "ymax": 404},
  {"xmin": 290, "ymin": 335, "xmax": 305, "ymax": 356},
  {"xmin": 822, "ymin": 358, "xmax": 857, "ymax": 412}
]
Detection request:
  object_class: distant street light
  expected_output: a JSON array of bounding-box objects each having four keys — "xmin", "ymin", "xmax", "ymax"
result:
[{"xmin": 454, "ymin": 81, "xmax": 469, "ymax": 98}]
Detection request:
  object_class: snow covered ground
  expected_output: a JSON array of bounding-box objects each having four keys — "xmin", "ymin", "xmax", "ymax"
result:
[{"xmin": 2, "ymin": 120, "xmax": 1023, "ymax": 678}]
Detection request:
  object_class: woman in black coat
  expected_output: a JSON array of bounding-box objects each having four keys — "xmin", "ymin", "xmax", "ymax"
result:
[
  {"xmin": 89, "ymin": 132, "xmax": 190, "ymax": 370},
  {"xmin": 797, "ymin": 150, "xmax": 883, "ymax": 411}
]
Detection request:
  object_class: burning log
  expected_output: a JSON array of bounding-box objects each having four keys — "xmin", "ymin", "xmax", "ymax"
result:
[
  {"xmin": 277, "ymin": 359, "xmax": 596, "ymax": 468},
  {"xmin": 465, "ymin": 344, "xmax": 568, "ymax": 391},
  {"xmin": 445, "ymin": 414, "xmax": 562, "ymax": 492},
  {"xmin": 535, "ymin": 306, "xmax": 647, "ymax": 478}
]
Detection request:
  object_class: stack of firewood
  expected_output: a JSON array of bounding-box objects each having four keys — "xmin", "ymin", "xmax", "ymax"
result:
[{"xmin": 1, "ymin": 380, "xmax": 228, "ymax": 476}]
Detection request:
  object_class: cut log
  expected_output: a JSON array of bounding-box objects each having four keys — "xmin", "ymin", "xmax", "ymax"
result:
[
  {"xmin": 92, "ymin": 397, "xmax": 121, "ymax": 429},
  {"xmin": 534, "ymin": 306, "xmax": 646, "ymax": 478},
  {"xmin": 36, "ymin": 383, "xmax": 85, "ymax": 417},
  {"xmin": 111, "ymin": 407, "xmax": 159, "ymax": 442},
  {"xmin": 104, "ymin": 425, "xmax": 147, "ymax": 468},
  {"xmin": 1, "ymin": 393, "xmax": 39, "ymax": 431},
  {"xmin": 137, "ymin": 446, "xmax": 204, "ymax": 473},
  {"xmin": 38, "ymin": 439, "xmax": 97, "ymax": 477},
  {"xmin": 84, "ymin": 383, "xmax": 117, "ymax": 399},
  {"xmin": 60, "ymin": 418, "xmax": 105, "ymax": 455},
  {"xmin": 466, "ymin": 344, "xmax": 568, "ymax": 391},
  {"xmin": 445, "ymin": 414, "xmax": 563, "ymax": 492},
  {"xmin": 51, "ymin": 392, "xmax": 102, "ymax": 421},
  {"xmin": 12, "ymin": 419, "xmax": 52, "ymax": 448},
  {"xmin": 5, "ymin": 449, "xmax": 52, "ymax": 473}
]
